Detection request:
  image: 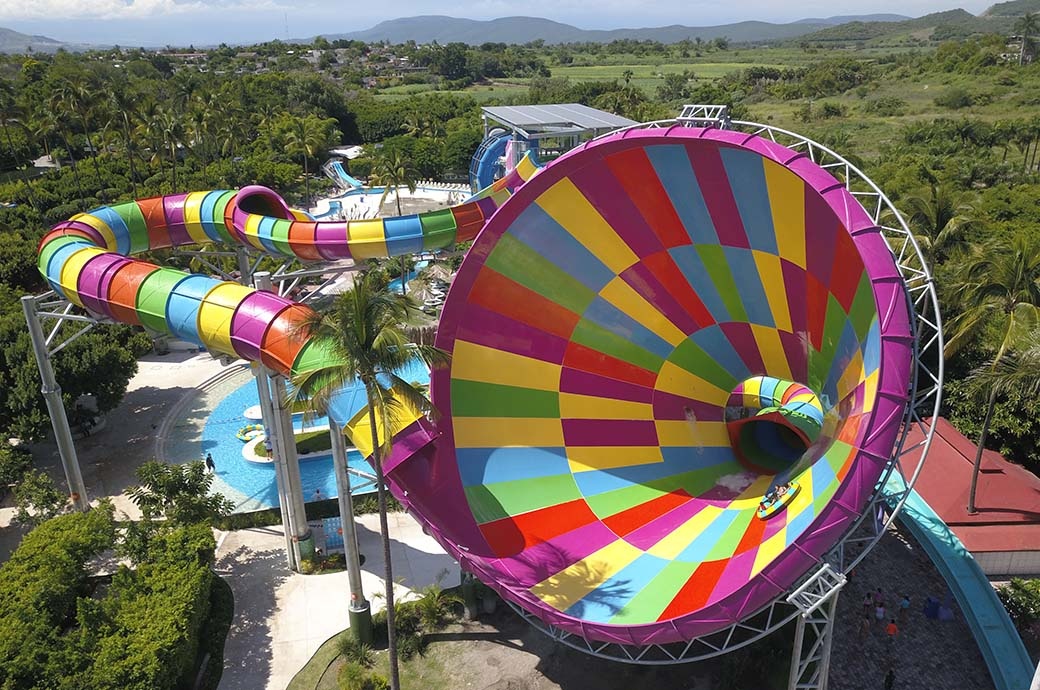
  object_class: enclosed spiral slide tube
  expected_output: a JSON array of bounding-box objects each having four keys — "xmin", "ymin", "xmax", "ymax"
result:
[
  {"xmin": 37, "ymin": 123, "xmax": 927, "ymax": 658},
  {"xmin": 36, "ymin": 185, "xmax": 510, "ymax": 378}
]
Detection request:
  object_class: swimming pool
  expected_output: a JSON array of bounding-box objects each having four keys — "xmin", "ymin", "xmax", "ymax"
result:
[
  {"xmin": 387, "ymin": 260, "xmax": 428, "ymax": 294},
  {"xmin": 201, "ymin": 377, "xmax": 376, "ymax": 510}
]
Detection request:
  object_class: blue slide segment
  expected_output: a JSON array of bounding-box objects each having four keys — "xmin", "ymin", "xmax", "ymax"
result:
[
  {"xmin": 884, "ymin": 475, "xmax": 1034, "ymax": 690},
  {"xmin": 469, "ymin": 133, "xmax": 510, "ymax": 192},
  {"xmin": 329, "ymin": 161, "xmax": 363, "ymax": 189}
]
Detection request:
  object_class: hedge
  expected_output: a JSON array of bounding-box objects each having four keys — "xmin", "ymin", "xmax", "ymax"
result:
[{"xmin": 0, "ymin": 511, "xmax": 218, "ymax": 690}]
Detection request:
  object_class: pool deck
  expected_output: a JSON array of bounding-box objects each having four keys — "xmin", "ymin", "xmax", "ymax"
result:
[
  {"xmin": 0, "ymin": 344, "xmax": 228, "ymax": 555},
  {"xmin": 215, "ymin": 512, "xmax": 459, "ymax": 690}
]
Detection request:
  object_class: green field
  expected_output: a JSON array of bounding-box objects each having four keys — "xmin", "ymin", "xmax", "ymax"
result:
[
  {"xmin": 550, "ymin": 62, "xmax": 786, "ymax": 93},
  {"xmin": 375, "ymin": 81, "xmax": 528, "ymax": 102}
]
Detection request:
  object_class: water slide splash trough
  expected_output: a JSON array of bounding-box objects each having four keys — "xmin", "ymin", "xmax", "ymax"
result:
[{"xmin": 37, "ymin": 124, "xmax": 937, "ymax": 659}]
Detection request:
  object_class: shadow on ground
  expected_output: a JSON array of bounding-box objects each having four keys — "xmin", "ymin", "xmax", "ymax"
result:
[{"xmin": 215, "ymin": 541, "xmax": 292, "ymax": 690}]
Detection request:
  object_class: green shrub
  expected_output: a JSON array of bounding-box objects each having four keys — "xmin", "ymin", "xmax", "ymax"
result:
[
  {"xmin": 337, "ymin": 660, "xmax": 370, "ymax": 690},
  {"xmin": 215, "ymin": 492, "xmax": 401, "ymax": 531},
  {"xmin": 997, "ymin": 578, "xmax": 1040, "ymax": 645},
  {"xmin": 934, "ymin": 87, "xmax": 973, "ymax": 109},
  {"xmin": 861, "ymin": 96, "xmax": 908, "ymax": 116},
  {"xmin": 337, "ymin": 636, "xmax": 374, "ymax": 667},
  {"xmin": 796, "ymin": 101, "xmax": 847, "ymax": 123},
  {"xmin": 395, "ymin": 631, "xmax": 427, "ymax": 660},
  {"xmin": 0, "ymin": 444, "xmax": 31, "ymax": 488},
  {"xmin": 336, "ymin": 661, "xmax": 388, "ymax": 690},
  {"xmin": 414, "ymin": 583, "xmax": 463, "ymax": 630},
  {"xmin": 0, "ymin": 508, "xmax": 223, "ymax": 690},
  {"xmin": 198, "ymin": 576, "xmax": 235, "ymax": 690}
]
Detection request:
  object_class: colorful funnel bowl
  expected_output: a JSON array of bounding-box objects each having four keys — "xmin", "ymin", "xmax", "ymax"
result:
[{"xmin": 388, "ymin": 127, "xmax": 913, "ymax": 645}]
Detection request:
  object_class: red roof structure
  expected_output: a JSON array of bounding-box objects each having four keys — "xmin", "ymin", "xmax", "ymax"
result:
[{"xmin": 902, "ymin": 418, "xmax": 1040, "ymax": 565}]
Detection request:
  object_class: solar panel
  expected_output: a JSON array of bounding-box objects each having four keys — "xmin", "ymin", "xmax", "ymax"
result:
[{"xmin": 482, "ymin": 103, "xmax": 638, "ymax": 132}]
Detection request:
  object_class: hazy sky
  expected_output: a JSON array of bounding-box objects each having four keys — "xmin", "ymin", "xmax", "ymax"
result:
[{"xmin": 1, "ymin": 0, "xmax": 996, "ymax": 47}]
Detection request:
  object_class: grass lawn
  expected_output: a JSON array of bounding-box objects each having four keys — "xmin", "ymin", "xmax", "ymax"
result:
[
  {"xmin": 285, "ymin": 630, "xmax": 350, "ymax": 690},
  {"xmin": 251, "ymin": 428, "xmax": 332, "ymax": 457}
]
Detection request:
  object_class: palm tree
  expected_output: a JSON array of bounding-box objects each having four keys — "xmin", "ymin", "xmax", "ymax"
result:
[
  {"xmin": 135, "ymin": 99, "xmax": 165, "ymax": 187},
  {"xmin": 289, "ymin": 272, "xmax": 450, "ymax": 690},
  {"xmin": 1015, "ymin": 13, "xmax": 1038, "ymax": 66},
  {"xmin": 403, "ymin": 111, "xmax": 445, "ymax": 140},
  {"xmin": 945, "ymin": 235, "xmax": 1040, "ymax": 513},
  {"xmin": 900, "ymin": 184, "xmax": 976, "ymax": 264},
  {"xmin": 53, "ymin": 79, "xmax": 105, "ymax": 199},
  {"xmin": 109, "ymin": 86, "xmax": 141, "ymax": 198},
  {"xmin": 284, "ymin": 115, "xmax": 327, "ymax": 208},
  {"xmin": 0, "ymin": 83, "xmax": 37, "ymax": 210},
  {"xmin": 371, "ymin": 149, "xmax": 418, "ymax": 219},
  {"xmin": 152, "ymin": 108, "xmax": 185, "ymax": 192},
  {"xmin": 969, "ymin": 336, "xmax": 1040, "ymax": 398},
  {"xmin": 47, "ymin": 109, "xmax": 86, "ymax": 204},
  {"xmin": 370, "ymin": 150, "xmax": 419, "ymax": 292}
]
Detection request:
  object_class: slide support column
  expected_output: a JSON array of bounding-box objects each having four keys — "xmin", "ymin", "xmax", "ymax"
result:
[
  {"xmin": 21, "ymin": 296, "xmax": 89, "ymax": 512},
  {"xmin": 329, "ymin": 425, "xmax": 373, "ymax": 643},
  {"xmin": 252, "ymin": 352, "xmax": 298, "ymax": 571}
]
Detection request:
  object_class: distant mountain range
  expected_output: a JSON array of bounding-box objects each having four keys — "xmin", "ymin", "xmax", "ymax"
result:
[
  {"xmin": 0, "ymin": 1, "xmax": 1037, "ymax": 54},
  {"xmin": 319, "ymin": 14, "xmax": 911, "ymax": 45},
  {"xmin": 0, "ymin": 27, "xmax": 67, "ymax": 54}
]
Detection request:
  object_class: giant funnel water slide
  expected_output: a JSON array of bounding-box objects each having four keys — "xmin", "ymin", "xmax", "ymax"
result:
[
  {"xmin": 404, "ymin": 127, "xmax": 914, "ymax": 645},
  {"xmin": 39, "ymin": 126, "xmax": 917, "ymax": 651}
]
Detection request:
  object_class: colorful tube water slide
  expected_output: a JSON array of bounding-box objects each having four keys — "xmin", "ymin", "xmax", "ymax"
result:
[
  {"xmin": 468, "ymin": 132, "xmax": 510, "ymax": 193},
  {"xmin": 36, "ymin": 186, "xmax": 502, "ymax": 380},
  {"xmin": 884, "ymin": 474, "xmax": 1034, "ymax": 690},
  {"xmin": 40, "ymin": 126, "xmax": 916, "ymax": 650}
]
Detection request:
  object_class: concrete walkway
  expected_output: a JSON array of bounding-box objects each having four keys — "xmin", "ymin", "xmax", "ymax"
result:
[
  {"xmin": 0, "ymin": 346, "xmax": 227, "ymax": 557},
  {"xmin": 216, "ymin": 511, "xmax": 459, "ymax": 690}
]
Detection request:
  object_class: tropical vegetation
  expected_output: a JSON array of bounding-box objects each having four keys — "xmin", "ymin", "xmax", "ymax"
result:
[
  {"xmin": 289, "ymin": 271, "xmax": 450, "ymax": 690},
  {"xmin": 0, "ymin": 461, "xmax": 234, "ymax": 690}
]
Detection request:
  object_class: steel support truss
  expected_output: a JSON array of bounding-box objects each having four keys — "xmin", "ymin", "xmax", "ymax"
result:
[
  {"xmin": 787, "ymin": 564, "xmax": 846, "ymax": 690},
  {"xmin": 677, "ymin": 104, "xmax": 733, "ymax": 129},
  {"xmin": 516, "ymin": 112, "xmax": 945, "ymax": 669}
]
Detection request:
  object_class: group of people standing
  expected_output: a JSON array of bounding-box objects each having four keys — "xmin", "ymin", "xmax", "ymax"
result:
[
  {"xmin": 859, "ymin": 587, "xmax": 912, "ymax": 688},
  {"xmin": 860, "ymin": 587, "xmax": 911, "ymax": 642}
]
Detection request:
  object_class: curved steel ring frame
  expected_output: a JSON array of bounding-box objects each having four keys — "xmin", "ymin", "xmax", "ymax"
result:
[{"xmin": 504, "ymin": 117, "xmax": 944, "ymax": 665}]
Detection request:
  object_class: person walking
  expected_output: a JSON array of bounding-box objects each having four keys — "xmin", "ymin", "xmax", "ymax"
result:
[
  {"xmin": 859, "ymin": 614, "xmax": 871, "ymax": 639},
  {"xmin": 884, "ymin": 668, "xmax": 895, "ymax": 690},
  {"xmin": 875, "ymin": 603, "xmax": 886, "ymax": 624},
  {"xmin": 886, "ymin": 619, "xmax": 899, "ymax": 643},
  {"xmin": 205, "ymin": 453, "xmax": 215, "ymax": 473},
  {"xmin": 898, "ymin": 594, "xmax": 911, "ymax": 623}
]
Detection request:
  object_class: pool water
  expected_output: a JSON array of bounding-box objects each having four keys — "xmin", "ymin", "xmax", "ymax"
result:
[
  {"xmin": 202, "ymin": 378, "xmax": 376, "ymax": 510},
  {"xmin": 387, "ymin": 260, "xmax": 429, "ymax": 294}
]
